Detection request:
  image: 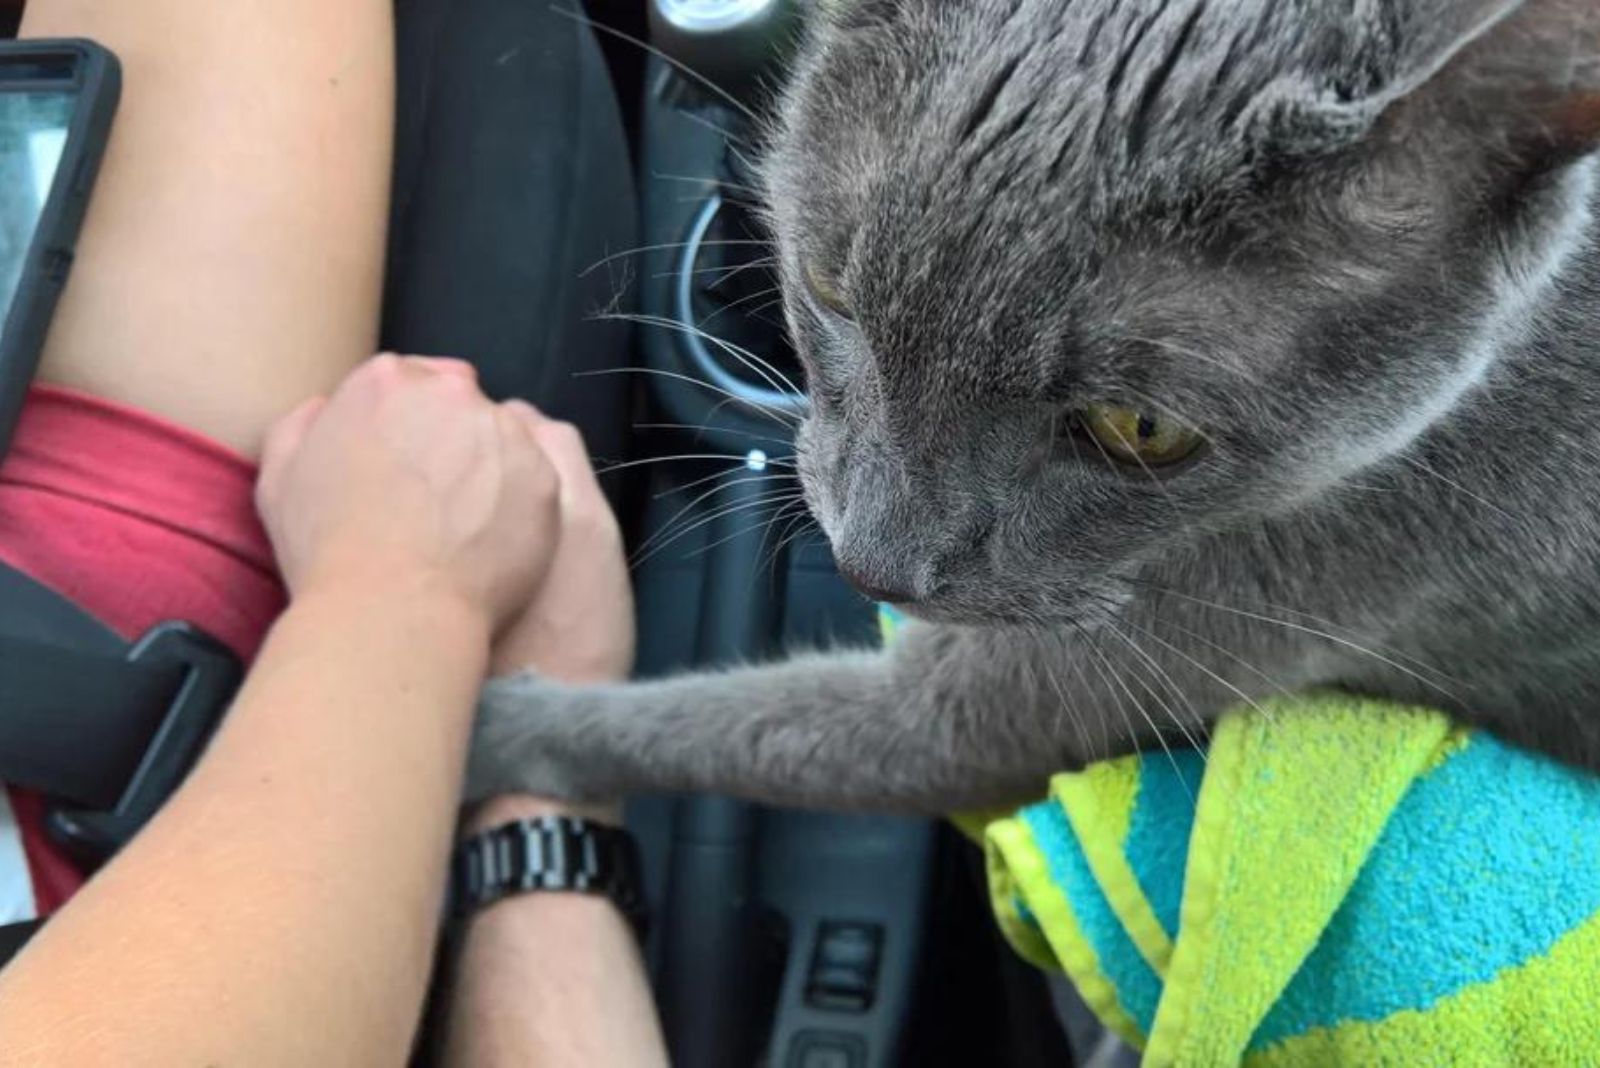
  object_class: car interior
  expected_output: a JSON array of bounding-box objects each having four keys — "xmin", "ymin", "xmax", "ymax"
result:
[
  {"xmin": 0, "ymin": 1, "xmax": 1110, "ymax": 1064},
  {"xmin": 561, "ymin": 8, "xmax": 1105, "ymax": 1065}
]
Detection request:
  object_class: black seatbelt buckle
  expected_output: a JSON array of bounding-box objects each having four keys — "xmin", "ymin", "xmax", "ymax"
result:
[{"xmin": 47, "ymin": 622, "xmax": 242, "ymax": 870}]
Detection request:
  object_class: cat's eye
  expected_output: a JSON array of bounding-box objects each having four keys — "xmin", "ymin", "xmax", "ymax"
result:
[
  {"xmin": 1079, "ymin": 403, "xmax": 1204, "ymax": 468},
  {"xmin": 803, "ymin": 257, "xmax": 854, "ymax": 321}
]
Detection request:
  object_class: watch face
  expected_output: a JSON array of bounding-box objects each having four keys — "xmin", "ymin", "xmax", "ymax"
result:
[{"xmin": 654, "ymin": 0, "xmax": 779, "ymax": 33}]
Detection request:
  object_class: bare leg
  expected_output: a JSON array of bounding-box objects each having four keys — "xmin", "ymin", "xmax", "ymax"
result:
[{"xmin": 21, "ymin": 0, "xmax": 394, "ymax": 456}]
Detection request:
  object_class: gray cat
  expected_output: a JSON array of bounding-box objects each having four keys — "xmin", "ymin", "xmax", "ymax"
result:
[{"xmin": 470, "ymin": 0, "xmax": 1600, "ymax": 813}]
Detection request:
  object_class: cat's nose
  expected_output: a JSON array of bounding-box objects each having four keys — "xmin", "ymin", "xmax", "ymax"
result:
[{"xmin": 837, "ymin": 564, "xmax": 919, "ymax": 606}]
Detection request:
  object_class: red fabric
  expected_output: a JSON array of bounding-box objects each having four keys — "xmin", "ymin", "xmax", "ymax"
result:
[{"xmin": 0, "ymin": 385, "xmax": 285, "ymax": 912}]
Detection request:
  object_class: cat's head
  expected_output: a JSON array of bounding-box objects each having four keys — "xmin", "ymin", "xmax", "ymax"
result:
[{"xmin": 762, "ymin": 0, "xmax": 1600, "ymax": 626}]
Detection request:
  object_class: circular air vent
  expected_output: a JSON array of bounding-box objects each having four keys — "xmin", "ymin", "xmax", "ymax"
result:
[{"xmin": 675, "ymin": 195, "xmax": 808, "ymax": 418}]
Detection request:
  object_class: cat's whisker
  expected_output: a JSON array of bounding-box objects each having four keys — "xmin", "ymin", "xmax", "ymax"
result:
[
  {"xmin": 722, "ymin": 140, "xmax": 765, "ymax": 187},
  {"xmin": 1112, "ymin": 386, "xmax": 1220, "ymax": 452},
  {"xmin": 1042, "ymin": 661, "xmax": 1096, "ymax": 765},
  {"xmin": 1064, "ymin": 642, "xmax": 1114, "ymax": 758},
  {"xmin": 747, "ymin": 501, "xmax": 819, "ymax": 595},
  {"xmin": 680, "ymin": 493, "xmax": 812, "ymax": 564},
  {"xmin": 676, "ymin": 105, "xmax": 761, "ymax": 157},
  {"xmin": 551, "ymin": 5, "xmax": 762, "ymax": 128},
  {"xmin": 702, "ymin": 285, "xmax": 786, "ymax": 329},
  {"xmin": 1102, "ymin": 624, "xmax": 1213, "ymax": 755},
  {"xmin": 656, "ymin": 460, "xmax": 797, "ymax": 499},
  {"xmin": 760, "ymin": 506, "xmax": 819, "ymax": 575},
  {"xmin": 576, "ymin": 365, "xmax": 798, "ymax": 427},
  {"xmin": 634, "ymin": 422, "xmax": 795, "ymax": 450},
  {"xmin": 593, "ymin": 450, "xmax": 794, "ymax": 478},
  {"xmin": 752, "ymin": 501, "xmax": 805, "ymax": 575},
  {"xmin": 579, "ymin": 238, "xmax": 770, "ymax": 280},
  {"xmin": 667, "ymin": 256, "xmax": 779, "ymax": 282},
  {"xmin": 1057, "ymin": 629, "xmax": 1115, "ymax": 757},
  {"xmin": 671, "ymin": 502, "xmax": 803, "ymax": 576},
  {"xmin": 671, "ymin": 393, "xmax": 778, "ymax": 442},
  {"xmin": 1130, "ymin": 579, "xmax": 1464, "ymax": 689},
  {"xmin": 1099, "ymin": 419, "xmax": 1186, "ymax": 514},
  {"xmin": 1122, "ymin": 334, "xmax": 1263, "ymax": 387},
  {"xmin": 706, "ymin": 269, "xmax": 781, "ymax": 296},
  {"xmin": 1254, "ymin": 599, "xmax": 1464, "ymax": 687},
  {"xmin": 665, "ymin": 314, "xmax": 806, "ymax": 400},
  {"xmin": 1081, "ymin": 595, "xmax": 1200, "ymax": 749},
  {"xmin": 1079, "ymin": 419, "xmax": 1141, "ymax": 493},
  {"xmin": 636, "ymin": 500, "xmax": 809, "ymax": 574},
  {"xmin": 634, "ymin": 490, "xmax": 808, "ymax": 569},
  {"xmin": 1127, "ymin": 616, "xmax": 1297, "ymax": 704},
  {"xmin": 754, "ymin": 497, "xmax": 813, "ymax": 561},
  {"xmin": 1398, "ymin": 455, "xmax": 1519, "ymax": 524},
  {"xmin": 601, "ymin": 314, "xmax": 801, "ymax": 411},
  {"xmin": 596, "ymin": 311, "xmax": 807, "ymax": 403},
  {"xmin": 738, "ymin": 296, "xmax": 790, "ymax": 326},
  {"xmin": 1072, "ymin": 623, "xmax": 1196, "ymax": 802},
  {"xmin": 1119, "ymin": 617, "xmax": 1280, "ymax": 728},
  {"xmin": 653, "ymin": 256, "xmax": 779, "ymax": 285},
  {"xmin": 635, "ymin": 474, "xmax": 802, "ymax": 561},
  {"xmin": 708, "ymin": 258, "xmax": 780, "ymax": 291},
  {"xmin": 1133, "ymin": 584, "xmax": 1464, "ymax": 704},
  {"xmin": 650, "ymin": 170, "xmax": 764, "ymax": 199}
]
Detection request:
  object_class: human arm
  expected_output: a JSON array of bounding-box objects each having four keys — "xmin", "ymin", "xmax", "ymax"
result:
[
  {"xmin": 443, "ymin": 416, "xmax": 668, "ymax": 1068},
  {"xmin": 443, "ymin": 797, "xmax": 666, "ymax": 1068},
  {"xmin": 0, "ymin": 358, "xmax": 559, "ymax": 1065}
]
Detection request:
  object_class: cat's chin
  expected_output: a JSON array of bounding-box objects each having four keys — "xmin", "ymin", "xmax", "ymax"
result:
[
  {"xmin": 889, "ymin": 579, "xmax": 1134, "ymax": 630},
  {"xmin": 889, "ymin": 599, "xmax": 1087, "ymax": 629}
]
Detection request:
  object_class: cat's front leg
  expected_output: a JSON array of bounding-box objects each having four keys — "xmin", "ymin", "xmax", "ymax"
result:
[{"xmin": 467, "ymin": 623, "xmax": 1150, "ymax": 813}]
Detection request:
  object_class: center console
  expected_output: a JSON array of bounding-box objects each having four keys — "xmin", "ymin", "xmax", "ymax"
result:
[{"xmin": 624, "ymin": 5, "xmax": 943, "ymax": 1065}]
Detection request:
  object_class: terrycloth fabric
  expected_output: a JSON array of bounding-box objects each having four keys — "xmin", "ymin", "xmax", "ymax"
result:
[{"xmin": 877, "ymin": 607, "xmax": 1600, "ymax": 1065}]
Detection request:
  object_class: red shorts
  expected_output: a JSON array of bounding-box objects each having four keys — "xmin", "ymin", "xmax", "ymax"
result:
[{"xmin": 0, "ymin": 387, "xmax": 285, "ymax": 917}]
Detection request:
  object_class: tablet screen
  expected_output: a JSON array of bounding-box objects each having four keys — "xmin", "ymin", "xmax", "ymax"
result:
[{"xmin": 0, "ymin": 90, "xmax": 76, "ymax": 330}]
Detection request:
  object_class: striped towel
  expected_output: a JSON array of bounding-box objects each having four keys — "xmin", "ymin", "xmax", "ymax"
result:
[{"xmin": 879, "ymin": 607, "xmax": 1600, "ymax": 1065}]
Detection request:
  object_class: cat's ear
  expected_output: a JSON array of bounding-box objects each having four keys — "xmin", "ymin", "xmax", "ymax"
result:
[
  {"xmin": 1383, "ymin": 0, "xmax": 1600, "ymax": 164},
  {"xmin": 1258, "ymin": 0, "xmax": 1600, "ymax": 168}
]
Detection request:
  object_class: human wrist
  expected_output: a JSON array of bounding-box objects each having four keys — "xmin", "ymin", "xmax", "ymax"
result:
[
  {"xmin": 454, "ymin": 797, "xmax": 645, "ymax": 937},
  {"xmin": 464, "ymin": 793, "xmax": 623, "ymax": 835},
  {"xmin": 292, "ymin": 559, "xmax": 491, "ymax": 641},
  {"xmin": 284, "ymin": 565, "xmax": 494, "ymax": 692},
  {"xmin": 488, "ymin": 656, "xmax": 631, "ymax": 687}
]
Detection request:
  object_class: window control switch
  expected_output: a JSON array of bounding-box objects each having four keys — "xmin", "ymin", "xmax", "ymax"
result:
[{"xmin": 804, "ymin": 922, "xmax": 884, "ymax": 1013}]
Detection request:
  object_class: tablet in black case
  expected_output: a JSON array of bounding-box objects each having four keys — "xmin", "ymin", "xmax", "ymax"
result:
[{"xmin": 0, "ymin": 39, "xmax": 120, "ymax": 457}]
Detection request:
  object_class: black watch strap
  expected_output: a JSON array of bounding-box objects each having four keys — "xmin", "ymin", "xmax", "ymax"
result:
[{"xmin": 452, "ymin": 816, "xmax": 648, "ymax": 938}]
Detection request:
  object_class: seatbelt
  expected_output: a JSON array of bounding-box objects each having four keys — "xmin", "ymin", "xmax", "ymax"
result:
[
  {"xmin": 0, "ymin": 638, "xmax": 187, "ymax": 811},
  {"xmin": 0, "ymin": 560, "xmax": 242, "ymax": 963},
  {"xmin": 0, "ymin": 558, "xmax": 171, "ymax": 807},
  {"xmin": 0, "ymin": 918, "xmax": 40, "ymax": 961}
]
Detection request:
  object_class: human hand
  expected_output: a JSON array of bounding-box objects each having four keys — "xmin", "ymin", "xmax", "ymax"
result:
[
  {"xmin": 489, "ymin": 412, "xmax": 635, "ymax": 685},
  {"xmin": 476, "ymin": 410, "xmax": 635, "ymax": 828},
  {"xmin": 256, "ymin": 355, "xmax": 561, "ymax": 634}
]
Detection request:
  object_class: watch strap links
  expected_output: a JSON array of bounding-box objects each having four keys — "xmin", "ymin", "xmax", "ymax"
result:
[{"xmin": 453, "ymin": 816, "xmax": 647, "ymax": 938}]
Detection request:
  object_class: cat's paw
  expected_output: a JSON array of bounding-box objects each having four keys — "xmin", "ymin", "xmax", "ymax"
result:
[{"xmin": 465, "ymin": 675, "xmax": 602, "ymax": 804}]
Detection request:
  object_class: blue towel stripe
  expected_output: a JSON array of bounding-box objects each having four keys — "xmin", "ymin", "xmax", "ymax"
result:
[
  {"xmin": 1250, "ymin": 733, "xmax": 1600, "ymax": 1049},
  {"xmin": 1124, "ymin": 749, "xmax": 1206, "ymax": 939},
  {"xmin": 1023, "ymin": 801, "xmax": 1165, "ymax": 1032}
]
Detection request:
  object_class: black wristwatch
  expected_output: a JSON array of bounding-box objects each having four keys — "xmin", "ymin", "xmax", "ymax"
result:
[{"xmin": 451, "ymin": 816, "xmax": 648, "ymax": 939}]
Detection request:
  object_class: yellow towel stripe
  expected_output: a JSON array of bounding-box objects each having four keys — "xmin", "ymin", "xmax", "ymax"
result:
[
  {"xmin": 1144, "ymin": 700, "xmax": 1452, "ymax": 1067},
  {"xmin": 1054, "ymin": 763, "xmax": 1176, "ymax": 974},
  {"xmin": 985, "ymin": 817, "xmax": 1148, "ymax": 1050},
  {"xmin": 1249, "ymin": 906, "xmax": 1600, "ymax": 1067}
]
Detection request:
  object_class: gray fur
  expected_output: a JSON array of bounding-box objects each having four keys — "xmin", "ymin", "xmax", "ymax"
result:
[{"xmin": 470, "ymin": 0, "xmax": 1600, "ymax": 812}]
